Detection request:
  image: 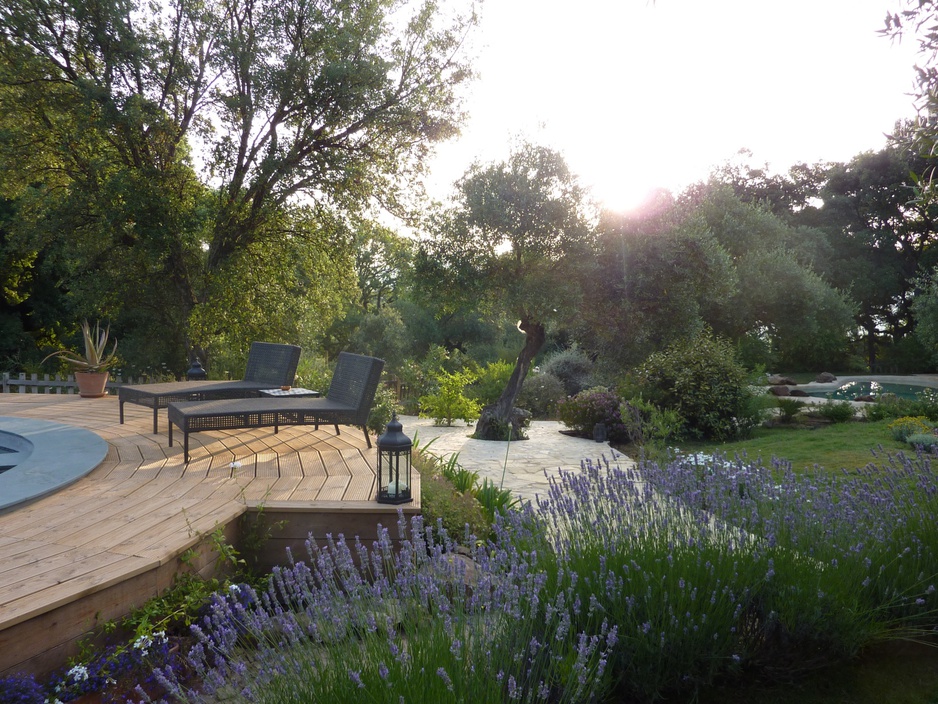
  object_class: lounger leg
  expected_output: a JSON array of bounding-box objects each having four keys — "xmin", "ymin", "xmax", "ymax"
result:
[
  {"xmin": 334, "ymin": 423, "xmax": 341, "ymax": 437},
  {"xmin": 168, "ymin": 422, "xmax": 173, "ymax": 446},
  {"xmin": 362, "ymin": 426, "xmax": 371, "ymax": 449},
  {"xmin": 152, "ymin": 406, "xmax": 159, "ymax": 434},
  {"xmin": 119, "ymin": 400, "xmax": 124, "ymax": 425},
  {"xmin": 184, "ymin": 431, "xmax": 189, "ymax": 464}
]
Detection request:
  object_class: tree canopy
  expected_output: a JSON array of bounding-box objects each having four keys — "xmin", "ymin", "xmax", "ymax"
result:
[{"xmin": 0, "ymin": 0, "xmax": 477, "ymax": 372}]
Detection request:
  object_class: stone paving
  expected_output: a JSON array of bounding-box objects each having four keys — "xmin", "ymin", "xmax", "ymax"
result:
[{"xmin": 398, "ymin": 415, "xmax": 633, "ymax": 503}]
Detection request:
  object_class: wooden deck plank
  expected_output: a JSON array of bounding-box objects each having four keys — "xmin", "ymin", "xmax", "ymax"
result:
[
  {"xmin": 298, "ymin": 450, "xmax": 328, "ymax": 476},
  {"xmin": 341, "ymin": 449, "xmax": 376, "ymax": 502},
  {"xmin": 2, "ymin": 553, "xmax": 154, "ymax": 627},
  {"xmin": 277, "ymin": 450, "xmax": 303, "ymax": 478},
  {"xmin": 0, "ymin": 548, "xmax": 137, "ymax": 609},
  {"xmin": 286, "ymin": 475, "xmax": 327, "ymax": 502},
  {"xmin": 322, "ymin": 449, "xmax": 352, "ymax": 477},
  {"xmin": 317, "ymin": 475, "xmax": 351, "ymax": 502}
]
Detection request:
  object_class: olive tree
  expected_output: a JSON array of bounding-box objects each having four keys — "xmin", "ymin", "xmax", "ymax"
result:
[{"xmin": 414, "ymin": 143, "xmax": 595, "ymax": 440}]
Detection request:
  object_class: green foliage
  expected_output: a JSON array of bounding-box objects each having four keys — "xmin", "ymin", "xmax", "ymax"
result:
[
  {"xmin": 620, "ymin": 396, "xmax": 685, "ymax": 450},
  {"xmin": 776, "ymin": 398, "xmax": 806, "ymax": 423},
  {"xmin": 474, "ymin": 478, "xmax": 520, "ymax": 523},
  {"xmin": 635, "ymin": 331, "xmax": 763, "ymax": 441},
  {"xmin": 0, "ymin": 0, "xmax": 476, "ymax": 368},
  {"xmin": 517, "ymin": 370, "xmax": 566, "ymax": 419},
  {"xmin": 468, "ymin": 359, "xmax": 514, "ymax": 406},
  {"xmin": 348, "ymin": 307, "xmax": 410, "ymax": 375},
  {"xmin": 540, "ymin": 346, "xmax": 594, "ymax": 396},
  {"xmin": 439, "ymin": 453, "xmax": 479, "ymax": 494},
  {"xmin": 582, "ymin": 212, "xmax": 735, "ymax": 371},
  {"xmin": 418, "ymin": 368, "xmax": 481, "ymax": 427},
  {"xmin": 814, "ymin": 399, "xmax": 857, "ymax": 424},
  {"xmin": 367, "ymin": 384, "xmax": 401, "ymax": 437},
  {"xmin": 292, "ymin": 354, "xmax": 334, "ymax": 393},
  {"xmin": 398, "ymin": 345, "xmax": 470, "ymax": 413},
  {"xmin": 913, "ymin": 268, "xmax": 938, "ymax": 367},
  {"xmin": 557, "ymin": 386, "xmax": 629, "ymax": 441},
  {"xmin": 414, "ymin": 448, "xmax": 488, "ymax": 541},
  {"xmin": 906, "ymin": 432, "xmax": 938, "ymax": 449},
  {"xmin": 864, "ymin": 389, "xmax": 938, "ymax": 422},
  {"xmin": 887, "ymin": 416, "xmax": 933, "ymax": 442}
]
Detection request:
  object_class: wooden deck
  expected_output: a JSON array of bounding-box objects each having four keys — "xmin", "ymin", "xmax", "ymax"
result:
[{"xmin": 0, "ymin": 394, "xmax": 419, "ymax": 677}]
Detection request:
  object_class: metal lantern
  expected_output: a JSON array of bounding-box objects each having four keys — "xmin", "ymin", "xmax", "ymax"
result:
[
  {"xmin": 186, "ymin": 358, "xmax": 207, "ymax": 381},
  {"xmin": 376, "ymin": 414, "xmax": 412, "ymax": 504}
]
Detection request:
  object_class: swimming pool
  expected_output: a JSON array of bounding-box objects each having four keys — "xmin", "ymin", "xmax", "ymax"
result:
[{"xmin": 807, "ymin": 380, "xmax": 936, "ymax": 401}]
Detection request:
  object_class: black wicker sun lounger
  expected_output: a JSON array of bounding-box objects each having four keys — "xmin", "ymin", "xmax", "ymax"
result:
[
  {"xmin": 119, "ymin": 342, "xmax": 302, "ymax": 433},
  {"xmin": 167, "ymin": 352, "xmax": 384, "ymax": 462}
]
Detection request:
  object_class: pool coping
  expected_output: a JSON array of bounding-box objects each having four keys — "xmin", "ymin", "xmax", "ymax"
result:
[{"xmin": 0, "ymin": 416, "xmax": 108, "ymax": 512}]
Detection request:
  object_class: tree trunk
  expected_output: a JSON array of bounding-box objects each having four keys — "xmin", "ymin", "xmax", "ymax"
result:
[{"xmin": 473, "ymin": 319, "xmax": 545, "ymax": 441}]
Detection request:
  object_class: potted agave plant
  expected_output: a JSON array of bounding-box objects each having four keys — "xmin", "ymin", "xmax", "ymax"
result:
[{"xmin": 42, "ymin": 320, "xmax": 119, "ymax": 398}]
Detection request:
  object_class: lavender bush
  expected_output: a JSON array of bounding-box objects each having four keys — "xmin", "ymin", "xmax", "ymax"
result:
[
  {"xmin": 145, "ymin": 516, "xmax": 615, "ymax": 703},
  {"xmin": 516, "ymin": 448, "xmax": 938, "ymax": 700},
  {"xmin": 140, "ymin": 446, "xmax": 938, "ymax": 703}
]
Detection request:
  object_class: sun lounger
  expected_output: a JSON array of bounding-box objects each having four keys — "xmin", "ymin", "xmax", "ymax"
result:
[
  {"xmin": 119, "ymin": 342, "xmax": 302, "ymax": 433},
  {"xmin": 167, "ymin": 352, "xmax": 384, "ymax": 462}
]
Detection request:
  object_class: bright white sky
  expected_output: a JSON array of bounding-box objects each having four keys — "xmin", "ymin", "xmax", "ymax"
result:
[{"xmin": 426, "ymin": 0, "xmax": 923, "ymax": 212}]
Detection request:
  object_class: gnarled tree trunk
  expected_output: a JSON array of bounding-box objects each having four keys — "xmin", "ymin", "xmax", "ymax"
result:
[{"xmin": 474, "ymin": 319, "xmax": 545, "ymax": 440}]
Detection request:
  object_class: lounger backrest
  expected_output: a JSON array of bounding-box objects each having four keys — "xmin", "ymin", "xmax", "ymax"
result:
[
  {"xmin": 326, "ymin": 352, "xmax": 385, "ymax": 423},
  {"xmin": 242, "ymin": 342, "xmax": 302, "ymax": 386}
]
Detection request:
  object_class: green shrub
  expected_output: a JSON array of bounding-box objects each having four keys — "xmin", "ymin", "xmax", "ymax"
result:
[
  {"xmin": 474, "ymin": 478, "xmax": 520, "ymax": 523},
  {"xmin": 440, "ymin": 454, "xmax": 479, "ymax": 494},
  {"xmin": 634, "ymin": 331, "xmax": 763, "ymax": 441},
  {"xmin": 540, "ymin": 346, "xmax": 594, "ymax": 396},
  {"xmin": 620, "ymin": 397, "xmax": 684, "ymax": 449},
  {"xmin": 815, "ymin": 399, "xmax": 856, "ymax": 424},
  {"xmin": 557, "ymin": 386, "xmax": 629, "ymax": 441},
  {"xmin": 516, "ymin": 371, "xmax": 566, "ymax": 418},
  {"xmin": 417, "ymin": 472, "xmax": 489, "ymax": 540},
  {"xmin": 366, "ymin": 383, "xmax": 401, "ymax": 436},
  {"xmin": 888, "ymin": 416, "xmax": 933, "ymax": 442},
  {"xmin": 865, "ymin": 389, "xmax": 938, "ymax": 422},
  {"xmin": 398, "ymin": 345, "xmax": 471, "ymax": 413},
  {"xmin": 469, "ymin": 359, "xmax": 514, "ymax": 406},
  {"xmin": 906, "ymin": 432, "xmax": 938, "ymax": 449},
  {"xmin": 776, "ymin": 398, "xmax": 806, "ymax": 422},
  {"xmin": 419, "ymin": 368, "xmax": 481, "ymax": 426}
]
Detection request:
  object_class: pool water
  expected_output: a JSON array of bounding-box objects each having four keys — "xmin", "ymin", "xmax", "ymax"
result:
[{"xmin": 808, "ymin": 381, "xmax": 935, "ymax": 401}]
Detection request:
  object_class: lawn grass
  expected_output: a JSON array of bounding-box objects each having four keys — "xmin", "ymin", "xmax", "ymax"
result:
[
  {"xmin": 677, "ymin": 419, "xmax": 909, "ymax": 472},
  {"xmin": 676, "ymin": 416, "xmax": 938, "ymax": 704}
]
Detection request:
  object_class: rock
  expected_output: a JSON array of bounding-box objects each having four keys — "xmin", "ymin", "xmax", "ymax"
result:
[
  {"xmin": 769, "ymin": 385, "xmax": 791, "ymax": 397},
  {"xmin": 880, "ymin": 393, "xmax": 899, "ymax": 403},
  {"xmin": 789, "ymin": 389, "xmax": 809, "ymax": 397},
  {"xmin": 854, "ymin": 395, "xmax": 876, "ymax": 403},
  {"xmin": 767, "ymin": 375, "xmax": 798, "ymax": 386},
  {"xmin": 815, "ymin": 372, "xmax": 837, "ymax": 383},
  {"xmin": 473, "ymin": 406, "xmax": 531, "ymax": 441}
]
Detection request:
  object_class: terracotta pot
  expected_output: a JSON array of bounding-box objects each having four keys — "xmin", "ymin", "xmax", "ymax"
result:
[{"xmin": 75, "ymin": 371, "xmax": 109, "ymax": 398}]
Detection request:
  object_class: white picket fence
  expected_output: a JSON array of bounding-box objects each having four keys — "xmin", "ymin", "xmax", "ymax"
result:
[{"xmin": 0, "ymin": 372, "xmax": 147, "ymax": 394}]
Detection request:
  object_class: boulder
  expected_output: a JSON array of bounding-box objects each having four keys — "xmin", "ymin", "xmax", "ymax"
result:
[
  {"xmin": 767, "ymin": 375, "xmax": 798, "ymax": 386},
  {"xmin": 815, "ymin": 372, "xmax": 837, "ymax": 383},
  {"xmin": 473, "ymin": 406, "xmax": 531, "ymax": 441},
  {"xmin": 769, "ymin": 385, "xmax": 791, "ymax": 397},
  {"xmin": 789, "ymin": 389, "xmax": 809, "ymax": 397},
  {"xmin": 854, "ymin": 395, "xmax": 876, "ymax": 403}
]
